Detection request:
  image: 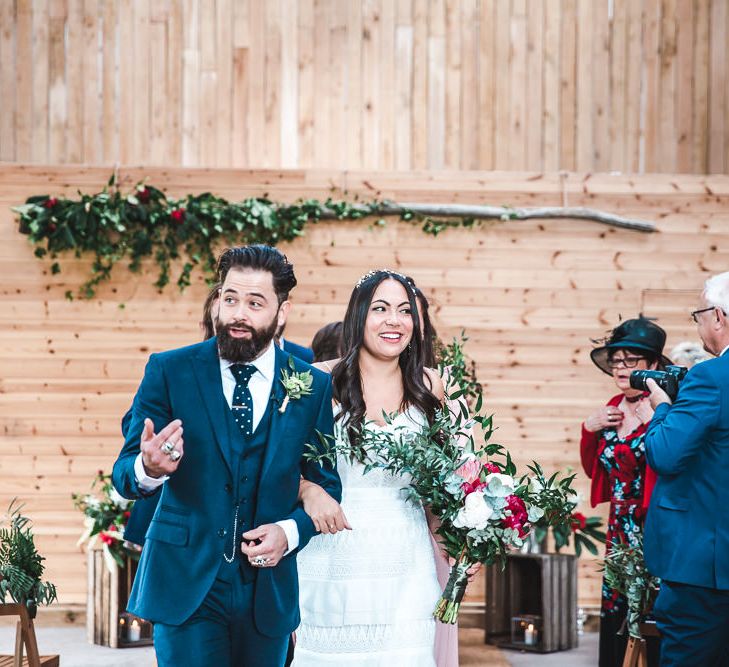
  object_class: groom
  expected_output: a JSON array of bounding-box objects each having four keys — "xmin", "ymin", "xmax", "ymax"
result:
[{"xmin": 112, "ymin": 245, "xmax": 341, "ymax": 666}]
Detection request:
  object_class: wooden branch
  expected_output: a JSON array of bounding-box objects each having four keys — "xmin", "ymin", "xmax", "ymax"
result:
[{"xmin": 319, "ymin": 202, "xmax": 657, "ymax": 233}]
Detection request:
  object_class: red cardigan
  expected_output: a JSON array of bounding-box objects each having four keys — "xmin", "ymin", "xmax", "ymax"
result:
[{"xmin": 580, "ymin": 393, "xmax": 657, "ymax": 509}]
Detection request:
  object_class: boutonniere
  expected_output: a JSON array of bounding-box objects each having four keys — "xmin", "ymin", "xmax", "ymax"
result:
[{"xmin": 279, "ymin": 358, "xmax": 313, "ymax": 413}]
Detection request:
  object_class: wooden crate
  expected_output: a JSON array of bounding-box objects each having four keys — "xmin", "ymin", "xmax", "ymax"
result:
[
  {"xmin": 485, "ymin": 552, "xmax": 578, "ymax": 653},
  {"xmin": 86, "ymin": 550, "xmax": 152, "ymax": 648}
]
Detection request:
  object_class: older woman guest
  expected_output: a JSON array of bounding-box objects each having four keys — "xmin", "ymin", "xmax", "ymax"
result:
[{"xmin": 580, "ymin": 317, "xmax": 668, "ymax": 667}]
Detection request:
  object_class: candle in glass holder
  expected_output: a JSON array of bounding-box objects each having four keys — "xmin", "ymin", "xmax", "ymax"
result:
[
  {"xmin": 129, "ymin": 619, "xmax": 141, "ymax": 642},
  {"xmin": 118, "ymin": 616, "xmax": 126, "ymax": 640},
  {"xmin": 524, "ymin": 623, "xmax": 537, "ymax": 646}
]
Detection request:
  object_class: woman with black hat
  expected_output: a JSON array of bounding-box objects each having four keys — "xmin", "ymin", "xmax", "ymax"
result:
[{"xmin": 581, "ymin": 316, "xmax": 667, "ymax": 667}]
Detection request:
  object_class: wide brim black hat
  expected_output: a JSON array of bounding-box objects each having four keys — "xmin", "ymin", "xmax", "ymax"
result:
[{"xmin": 590, "ymin": 316, "xmax": 672, "ymax": 375}]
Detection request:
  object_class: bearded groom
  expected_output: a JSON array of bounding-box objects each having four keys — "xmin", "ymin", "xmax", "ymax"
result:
[{"xmin": 112, "ymin": 245, "xmax": 341, "ymax": 666}]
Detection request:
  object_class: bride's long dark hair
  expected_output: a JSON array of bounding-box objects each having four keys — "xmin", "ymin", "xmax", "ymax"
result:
[{"xmin": 332, "ymin": 270, "xmax": 442, "ymax": 448}]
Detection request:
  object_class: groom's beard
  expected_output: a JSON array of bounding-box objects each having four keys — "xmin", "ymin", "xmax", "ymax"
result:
[{"xmin": 216, "ymin": 315, "xmax": 279, "ymax": 363}]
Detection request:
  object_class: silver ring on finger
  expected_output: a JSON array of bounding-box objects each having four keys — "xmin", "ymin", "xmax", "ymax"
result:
[
  {"xmin": 169, "ymin": 449, "xmax": 181, "ymax": 462},
  {"xmin": 161, "ymin": 440, "xmax": 175, "ymax": 454},
  {"xmin": 252, "ymin": 556, "xmax": 269, "ymax": 567}
]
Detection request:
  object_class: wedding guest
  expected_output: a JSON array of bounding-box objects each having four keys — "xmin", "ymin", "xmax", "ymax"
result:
[
  {"xmin": 310, "ymin": 321, "xmax": 343, "ymax": 363},
  {"xmin": 644, "ymin": 272, "xmax": 729, "ymax": 666},
  {"xmin": 277, "ymin": 321, "xmax": 314, "ymax": 363},
  {"xmin": 668, "ymin": 340, "xmax": 712, "ymax": 369},
  {"xmin": 580, "ymin": 317, "xmax": 668, "ymax": 667}
]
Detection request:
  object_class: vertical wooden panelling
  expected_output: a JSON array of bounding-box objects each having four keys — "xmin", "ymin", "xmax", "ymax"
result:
[{"xmin": 0, "ymin": 0, "xmax": 728, "ymax": 174}]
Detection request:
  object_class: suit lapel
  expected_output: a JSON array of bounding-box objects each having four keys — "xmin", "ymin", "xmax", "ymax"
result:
[
  {"xmin": 260, "ymin": 346, "xmax": 293, "ymax": 481},
  {"xmin": 191, "ymin": 337, "xmax": 235, "ymax": 477}
]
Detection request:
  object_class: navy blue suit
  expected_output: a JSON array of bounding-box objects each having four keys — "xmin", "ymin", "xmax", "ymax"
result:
[
  {"xmin": 281, "ymin": 339, "xmax": 314, "ymax": 364},
  {"xmin": 112, "ymin": 338, "xmax": 340, "ymax": 665},
  {"xmin": 644, "ymin": 351, "xmax": 729, "ymax": 666}
]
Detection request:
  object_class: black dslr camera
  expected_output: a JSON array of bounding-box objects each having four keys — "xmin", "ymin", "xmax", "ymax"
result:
[{"xmin": 629, "ymin": 365, "xmax": 688, "ymax": 401}]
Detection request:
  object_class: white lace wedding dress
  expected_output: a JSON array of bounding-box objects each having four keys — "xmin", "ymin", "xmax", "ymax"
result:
[{"xmin": 293, "ymin": 407, "xmax": 441, "ymax": 666}]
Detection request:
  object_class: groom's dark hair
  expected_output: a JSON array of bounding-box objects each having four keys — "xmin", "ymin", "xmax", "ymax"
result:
[{"xmin": 216, "ymin": 245, "xmax": 297, "ymax": 303}]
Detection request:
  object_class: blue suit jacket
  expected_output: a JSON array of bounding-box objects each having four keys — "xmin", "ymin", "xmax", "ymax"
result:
[
  {"xmin": 644, "ymin": 351, "xmax": 729, "ymax": 589},
  {"xmin": 112, "ymin": 338, "xmax": 341, "ymax": 634},
  {"xmin": 282, "ymin": 339, "xmax": 314, "ymax": 364}
]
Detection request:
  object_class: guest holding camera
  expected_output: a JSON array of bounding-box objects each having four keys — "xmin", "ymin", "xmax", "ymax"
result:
[
  {"xmin": 644, "ymin": 271, "xmax": 729, "ymax": 667},
  {"xmin": 581, "ymin": 317, "xmax": 670, "ymax": 667}
]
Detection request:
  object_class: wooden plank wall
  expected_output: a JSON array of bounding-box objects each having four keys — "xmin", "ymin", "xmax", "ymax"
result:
[
  {"xmin": 1, "ymin": 0, "xmax": 728, "ymax": 173},
  {"xmin": 1, "ymin": 164, "xmax": 728, "ymax": 609}
]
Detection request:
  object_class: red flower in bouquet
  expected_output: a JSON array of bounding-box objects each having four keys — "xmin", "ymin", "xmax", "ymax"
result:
[
  {"xmin": 123, "ymin": 510, "xmax": 131, "ymax": 520},
  {"xmin": 43, "ymin": 197, "xmax": 58, "ymax": 209},
  {"xmin": 502, "ymin": 494, "xmax": 529, "ymax": 537},
  {"xmin": 461, "ymin": 480, "xmax": 486, "ymax": 495},
  {"xmin": 99, "ymin": 532, "xmax": 113, "ymax": 545},
  {"xmin": 570, "ymin": 512, "xmax": 587, "ymax": 531},
  {"xmin": 170, "ymin": 207, "xmax": 185, "ymax": 223},
  {"xmin": 483, "ymin": 462, "xmax": 500, "ymax": 474},
  {"xmin": 137, "ymin": 187, "xmax": 151, "ymax": 204}
]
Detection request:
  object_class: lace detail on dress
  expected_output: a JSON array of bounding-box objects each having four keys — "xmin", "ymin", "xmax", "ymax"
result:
[
  {"xmin": 294, "ymin": 407, "xmax": 440, "ymax": 667},
  {"xmin": 297, "ymin": 619, "xmax": 435, "ymax": 654}
]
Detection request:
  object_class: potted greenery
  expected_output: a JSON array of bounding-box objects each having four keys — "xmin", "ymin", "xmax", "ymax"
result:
[{"xmin": 0, "ymin": 500, "xmax": 57, "ymax": 619}]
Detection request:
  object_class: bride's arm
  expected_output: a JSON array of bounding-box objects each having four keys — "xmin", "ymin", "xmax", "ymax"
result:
[{"xmin": 298, "ymin": 478, "xmax": 351, "ymax": 534}]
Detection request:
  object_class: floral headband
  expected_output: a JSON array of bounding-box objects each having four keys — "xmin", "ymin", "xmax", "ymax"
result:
[{"xmin": 354, "ymin": 269, "xmax": 414, "ymax": 291}]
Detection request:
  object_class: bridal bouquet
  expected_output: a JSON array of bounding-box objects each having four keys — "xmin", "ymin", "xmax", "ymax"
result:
[{"xmin": 307, "ymin": 395, "xmax": 574, "ymax": 623}]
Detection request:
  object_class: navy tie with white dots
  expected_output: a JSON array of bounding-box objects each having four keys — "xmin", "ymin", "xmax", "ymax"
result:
[{"xmin": 230, "ymin": 363, "xmax": 257, "ymax": 437}]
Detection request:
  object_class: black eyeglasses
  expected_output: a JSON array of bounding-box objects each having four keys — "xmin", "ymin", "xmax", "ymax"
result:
[
  {"xmin": 606, "ymin": 355, "xmax": 646, "ymax": 369},
  {"xmin": 691, "ymin": 306, "xmax": 717, "ymax": 323}
]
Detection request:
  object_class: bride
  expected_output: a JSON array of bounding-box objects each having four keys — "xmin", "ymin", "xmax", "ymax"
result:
[{"xmin": 292, "ymin": 270, "xmax": 445, "ymax": 666}]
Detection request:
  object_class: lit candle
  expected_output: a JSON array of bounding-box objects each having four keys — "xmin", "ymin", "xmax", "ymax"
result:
[
  {"xmin": 118, "ymin": 617, "xmax": 126, "ymax": 640},
  {"xmin": 524, "ymin": 623, "xmax": 537, "ymax": 646},
  {"xmin": 128, "ymin": 619, "xmax": 141, "ymax": 642}
]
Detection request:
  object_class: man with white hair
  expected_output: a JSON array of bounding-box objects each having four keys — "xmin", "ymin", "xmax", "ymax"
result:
[{"xmin": 643, "ymin": 270, "xmax": 729, "ymax": 666}]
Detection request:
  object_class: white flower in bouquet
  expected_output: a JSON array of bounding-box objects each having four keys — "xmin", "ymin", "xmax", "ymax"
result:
[
  {"xmin": 527, "ymin": 504, "xmax": 545, "ymax": 523},
  {"xmin": 109, "ymin": 487, "xmax": 132, "ymax": 510},
  {"xmin": 484, "ymin": 473, "xmax": 515, "ymax": 497},
  {"xmin": 529, "ymin": 476, "xmax": 544, "ymax": 493},
  {"xmin": 453, "ymin": 492, "xmax": 493, "ymax": 530}
]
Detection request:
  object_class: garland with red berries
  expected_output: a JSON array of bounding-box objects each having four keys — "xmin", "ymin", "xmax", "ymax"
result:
[{"xmin": 14, "ymin": 174, "xmax": 655, "ymax": 300}]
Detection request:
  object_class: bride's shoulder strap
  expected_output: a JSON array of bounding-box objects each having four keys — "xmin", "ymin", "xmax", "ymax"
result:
[{"xmin": 312, "ymin": 358, "xmax": 340, "ymax": 374}]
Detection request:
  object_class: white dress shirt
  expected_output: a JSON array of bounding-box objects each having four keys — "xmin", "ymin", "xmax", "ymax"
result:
[{"xmin": 133, "ymin": 341, "xmax": 299, "ymax": 553}]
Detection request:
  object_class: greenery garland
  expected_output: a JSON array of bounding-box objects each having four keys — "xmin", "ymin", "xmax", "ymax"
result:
[{"xmin": 13, "ymin": 175, "xmax": 479, "ymax": 300}]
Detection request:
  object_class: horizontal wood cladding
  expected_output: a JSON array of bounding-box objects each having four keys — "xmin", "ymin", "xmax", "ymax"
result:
[{"xmin": 1, "ymin": 165, "xmax": 727, "ymax": 607}]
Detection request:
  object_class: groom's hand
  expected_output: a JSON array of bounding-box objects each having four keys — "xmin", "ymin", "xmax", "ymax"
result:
[
  {"xmin": 140, "ymin": 418, "xmax": 184, "ymax": 478},
  {"xmin": 241, "ymin": 524, "xmax": 288, "ymax": 568}
]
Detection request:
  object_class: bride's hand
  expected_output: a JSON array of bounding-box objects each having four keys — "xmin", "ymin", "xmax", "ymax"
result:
[
  {"xmin": 299, "ymin": 479, "xmax": 352, "ymax": 534},
  {"xmin": 448, "ymin": 557, "xmax": 482, "ymax": 583}
]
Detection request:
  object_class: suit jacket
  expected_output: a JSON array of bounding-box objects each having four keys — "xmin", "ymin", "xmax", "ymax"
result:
[
  {"xmin": 112, "ymin": 338, "xmax": 341, "ymax": 634},
  {"xmin": 644, "ymin": 351, "xmax": 729, "ymax": 589},
  {"xmin": 282, "ymin": 338, "xmax": 314, "ymax": 364}
]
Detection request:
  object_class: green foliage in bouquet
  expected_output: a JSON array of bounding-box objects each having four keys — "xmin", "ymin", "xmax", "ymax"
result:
[
  {"xmin": 14, "ymin": 176, "xmax": 485, "ymax": 300},
  {"xmin": 0, "ymin": 500, "xmax": 58, "ymax": 613},
  {"xmin": 527, "ymin": 463, "xmax": 606, "ymax": 556},
  {"xmin": 435, "ymin": 333, "xmax": 482, "ymax": 408},
  {"xmin": 306, "ymin": 334, "xmax": 579, "ymax": 624},
  {"xmin": 72, "ymin": 471, "xmax": 136, "ymax": 570},
  {"xmin": 603, "ymin": 537, "xmax": 660, "ymax": 639}
]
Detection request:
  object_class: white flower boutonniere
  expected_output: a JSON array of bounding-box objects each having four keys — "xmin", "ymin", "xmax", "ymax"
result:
[{"xmin": 279, "ymin": 359, "xmax": 314, "ymax": 413}]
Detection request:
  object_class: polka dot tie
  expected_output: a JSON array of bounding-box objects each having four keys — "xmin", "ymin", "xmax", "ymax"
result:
[{"xmin": 230, "ymin": 363, "xmax": 257, "ymax": 437}]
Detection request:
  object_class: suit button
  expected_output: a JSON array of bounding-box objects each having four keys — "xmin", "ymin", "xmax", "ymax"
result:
[
  {"xmin": 224, "ymin": 484, "xmax": 232, "ymax": 493},
  {"xmin": 241, "ymin": 499, "xmax": 248, "ymax": 505},
  {"xmin": 218, "ymin": 528, "xmax": 226, "ymax": 538},
  {"xmin": 241, "ymin": 476, "xmax": 248, "ymax": 483}
]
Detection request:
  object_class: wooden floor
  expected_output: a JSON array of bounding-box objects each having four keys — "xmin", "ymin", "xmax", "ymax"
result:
[{"xmin": 460, "ymin": 628, "xmax": 512, "ymax": 666}]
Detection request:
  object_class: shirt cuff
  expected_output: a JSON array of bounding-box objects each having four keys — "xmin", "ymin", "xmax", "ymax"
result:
[
  {"xmin": 275, "ymin": 519, "xmax": 299, "ymax": 556},
  {"xmin": 134, "ymin": 453, "xmax": 168, "ymax": 493}
]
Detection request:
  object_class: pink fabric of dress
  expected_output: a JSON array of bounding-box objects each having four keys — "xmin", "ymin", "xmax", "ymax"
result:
[{"xmin": 431, "ymin": 534, "xmax": 459, "ymax": 667}]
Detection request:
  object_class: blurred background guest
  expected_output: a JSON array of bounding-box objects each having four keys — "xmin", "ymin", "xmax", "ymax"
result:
[
  {"xmin": 310, "ymin": 321, "xmax": 343, "ymax": 364},
  {"xmin": 580, "ymin": 316, "xmax": 669, "ymax": 667},
  {"xmin": 669, "ymin": 340, "xmax": 712, "ymax": 369},
  {"xmin": 277, "ymin": 321, "xmax": 314, "ymax": 362}
]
